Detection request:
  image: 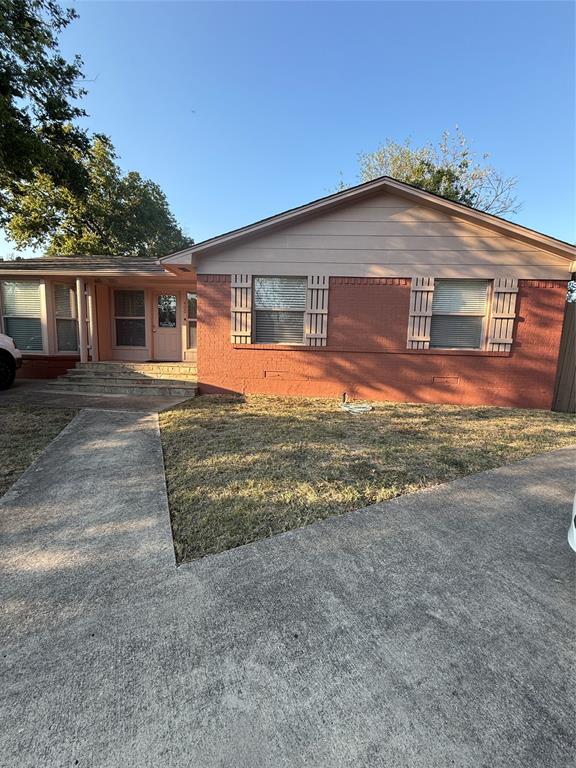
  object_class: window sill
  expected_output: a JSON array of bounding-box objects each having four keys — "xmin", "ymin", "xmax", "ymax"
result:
[
  {"xmin": 112, "ymin": 345, "xmax": 148, "ymax": 350},
  {"xmin": 233, "ymin": 343, "xmax": 306, "ymax": 350},
  {"xmin": 407, "ymin": 348, "xmax": 510, "ymax": 357},
  {"xmin": 232, "ymin": 344, "xmax": 511, "ymax": 357},
  {"xmin": 20, "ymin": 351, "xmax": 80, "ymax": 358}
]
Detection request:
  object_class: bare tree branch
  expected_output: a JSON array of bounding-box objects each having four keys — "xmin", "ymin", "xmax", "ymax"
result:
[{"xmin": 353, "ymin": 127, "xmax": 521, "ymax": 217}]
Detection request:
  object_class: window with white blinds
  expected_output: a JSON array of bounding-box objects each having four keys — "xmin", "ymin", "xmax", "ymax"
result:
[
  {"xmin": 253, "ymin": 277, "xmax": 306, "ymax": 344},
  {"xmin": 430, "ymin": 279, "xmax": 489, "ymax": 349},
  {"xmin": 1, "ymin": 280, "xmax": 44, "ymax": 351},
  {"xmin": 54, "ymin": 284, "xmax": 78, "ymax": 352}
]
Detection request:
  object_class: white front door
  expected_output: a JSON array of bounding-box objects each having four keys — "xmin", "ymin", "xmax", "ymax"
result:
[{"xmin": 153, "ymin": 293, "xmax": 180, "ymax": 361}]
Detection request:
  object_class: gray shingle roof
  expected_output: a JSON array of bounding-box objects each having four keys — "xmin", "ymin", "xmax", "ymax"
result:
[{"xmin": 0, "ymin": 257, "xmax": 168, "ymax": 274}]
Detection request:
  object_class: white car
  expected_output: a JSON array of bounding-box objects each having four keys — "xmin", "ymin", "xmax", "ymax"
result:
[
  {"xmin": 0, "ymin": 333, "xmax": 22, "ymax": 390},
  {"xmin": 569, "ymin": 494, "xmax": 576, "ymax": 553}
]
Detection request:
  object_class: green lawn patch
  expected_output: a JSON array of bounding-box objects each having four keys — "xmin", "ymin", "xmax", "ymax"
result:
[
  {"xmin": 0, "ymin": 405, "xmax": 78, "ymax": 496},
  {"xmin": 159, "ymin": 395, "xmax": 576, "ymax": 562}
]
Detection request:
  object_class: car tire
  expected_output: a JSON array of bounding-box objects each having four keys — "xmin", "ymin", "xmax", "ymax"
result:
[{"xmin": 0, "ymin": 351, "xmax": 16, "ymax": 390}]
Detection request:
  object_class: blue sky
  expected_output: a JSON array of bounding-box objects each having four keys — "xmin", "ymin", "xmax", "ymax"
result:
[{"xmin": 2, "ymin": 0, "xmax": 574, "ymax": 258}]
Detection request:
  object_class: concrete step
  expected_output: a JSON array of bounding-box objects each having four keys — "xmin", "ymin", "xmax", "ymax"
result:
[
  {"xmin": 77, "ymin": 362, "xmax": 197, "ymax": 375},
  {"xmin": 47, "ymin": 379, "xmax": 197, "ymax": 398},
  {"xmin": 59, "ymin": 373, "xmax": 197, "ymax": 388},
  {"xmin": 66, "ymin": 369, "xmax": 198, "ymax": 382}
]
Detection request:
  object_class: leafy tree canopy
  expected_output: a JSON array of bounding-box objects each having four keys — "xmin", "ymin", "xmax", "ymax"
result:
[
  {"xmin": 0, "ymin": 0, "xmax": 90, "ymax": 221},
  {"xmin": 341, "ymin": 128, "xmax": 520, "ymax": 216},
  {"xmin": 5, "ymin": 135, "xmax": 193, "ymax": 258}
]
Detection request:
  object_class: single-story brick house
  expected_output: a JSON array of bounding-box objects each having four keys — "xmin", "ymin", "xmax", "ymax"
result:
[{"xmin": 1, "ymin": 176, "xmax": 574, "ymax": 408}]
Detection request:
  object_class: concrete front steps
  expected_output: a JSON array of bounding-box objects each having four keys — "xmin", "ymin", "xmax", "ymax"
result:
[
  {"xmin": 47, "ymin": 361, "xmax": 197, "ymax": 398},
  {"xmin": 71, "ymin": 362, "xmax": 197, "ymax": 380}
]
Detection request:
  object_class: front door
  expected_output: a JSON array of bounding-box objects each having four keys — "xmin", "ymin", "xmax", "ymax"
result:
[{"xmin": 153, "ymin": 293, "xmax": 180, "ymax": 361}]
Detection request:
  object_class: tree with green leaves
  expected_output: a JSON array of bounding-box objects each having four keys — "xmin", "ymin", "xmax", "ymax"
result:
[
  {"xmin": 5, "ymin": 135, "xmax": 193, "ymax": 258},
  {"xmin": 0, "ymin": 0, "xmax": 89, "ymax": 222},
  {"xmin": 341, "ymin": 128, "xmax": 520, "ymax": 216}
]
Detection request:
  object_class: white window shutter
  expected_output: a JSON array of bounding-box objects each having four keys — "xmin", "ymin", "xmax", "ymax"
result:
[
  {"xmin": 407, "ymin": 277, "xmax": 435, "ymax": 349},
  {"xmin": 304, "ymin": 275, "xmax": 329, "ymax": 347},
  {"xmin": 231, "ymin": 274, "xmax": 252, "ymax": 344},
  {"xmin": 487, "ymin": 278, "xmax": 518, "ymax": 352}
]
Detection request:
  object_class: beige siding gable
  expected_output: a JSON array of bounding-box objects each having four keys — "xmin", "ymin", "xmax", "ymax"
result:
[{"xmin": 197, "ymin": 191, "xmax": 572, "ymax": 280}]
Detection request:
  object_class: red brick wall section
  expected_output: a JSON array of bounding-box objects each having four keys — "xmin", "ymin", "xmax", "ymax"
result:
[
  {"xmin": 327, "ymin": 278, "xmax": 411, "ymax": 351},
  {"xmin": 197, "ymin": 275, "xmax": 567, "ymax": 409},
  {"xmin": 16, "ymin": 356, "xmax": 79, "ymax": 379}
]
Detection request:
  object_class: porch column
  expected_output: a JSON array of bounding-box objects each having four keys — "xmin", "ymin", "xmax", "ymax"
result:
[
  {"xmin": 76, "ymin": 278, "xmax": 89, "ymax": 363},
  {"xmin": 86, "ymin": 281, "xmax": 99, "ymax": 361}
]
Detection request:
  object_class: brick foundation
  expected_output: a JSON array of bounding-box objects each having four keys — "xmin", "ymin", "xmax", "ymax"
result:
[{"xmin": 16, "ymin": 356, "xmax": 79, "ymax": 380}]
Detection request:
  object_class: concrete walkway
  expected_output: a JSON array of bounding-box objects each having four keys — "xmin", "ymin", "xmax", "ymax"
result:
[{"xmin": 0, "ymin": 411, "xmax": 574, "ymax": 768}]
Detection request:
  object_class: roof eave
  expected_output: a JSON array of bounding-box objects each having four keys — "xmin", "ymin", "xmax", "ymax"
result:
[
  {"xmin": 0, "ymin": 264, "xmax": 177, "ymax": 278},
  {"xmin": 161, "ymin": 176, "xmax": 576, "ymax": 263},
  {"xmin": 159, "ymin": 246, "xmax": 196, "ymax": 267}
]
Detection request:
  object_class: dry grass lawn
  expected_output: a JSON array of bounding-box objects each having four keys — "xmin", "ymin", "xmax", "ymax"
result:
[
  {"xmin": 0, "ymin": 406, "xmax": 78, "ymax": 496},
  {"xmin": 160, "ymin": 395, "xmax": 576, "ymax": 562}
]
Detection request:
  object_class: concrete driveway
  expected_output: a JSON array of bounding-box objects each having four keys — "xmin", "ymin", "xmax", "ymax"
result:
[{"xmin": 0, "ymin": 408, "xmax": 574, "ymax": 768}]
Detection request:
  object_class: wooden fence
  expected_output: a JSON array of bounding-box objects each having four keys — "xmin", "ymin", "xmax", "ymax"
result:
[{"xmin": 553, "ymin": 298, "xmax": 575, "ymax": 413}]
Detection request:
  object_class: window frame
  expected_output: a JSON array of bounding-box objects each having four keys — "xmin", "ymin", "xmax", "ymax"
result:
[
  {"xmin": 252, "ymin": 275, "xmax": 307, "ymax": 346},
  {"xmin": 0, "ymin": 279, "xmax": 48, "ymax": 354},
  {"xmin": 156, "ymin": 293, "xmax": 177, "ymax": 329},
  {"xmin": 429, "ymin": 279, "xmax": 492, "ymax": 351},
  {"xmin": 186, "ymin": 292, "xmax": 197, "ymax": 349},
  {"xmin": 52, "ymin": 282, "xmax": 79, "ymax": 354},
  {"xmin": 113, "ymin": 289, "xmax": 147, "ymax": 349}
]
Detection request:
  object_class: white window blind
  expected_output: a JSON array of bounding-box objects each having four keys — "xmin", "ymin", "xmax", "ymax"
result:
[
  {"xmin": 432, "ymin": 280, "xmax": 489, "ymax": 314},
  {"xmin": 254, "ymin": 277, "xmax": 306, "ymax": 344},
  {"xmin": 430, "ymin": 279, "xmax": 488, "ymax": 349},
  {"xmin": 1, "ymin": 280, "xmax": 43, "ymax": 351},
  {"xmin": 430, "ymin": 316, "xmax": 485, "ymax": 349},
  {"xmin": 254, "ymin": 277, "xmax": 307, "ymax": 310},
  {"xmin": 54, "ymin": 284, "xmax": 78, "ymax": 352},
  {"xmin": 54, "ymin": 284, "xmax": 76, "ymax": 318},
  {"xmin": 2, "ymin": 281, "xmax": 42, "ymax": 316}
]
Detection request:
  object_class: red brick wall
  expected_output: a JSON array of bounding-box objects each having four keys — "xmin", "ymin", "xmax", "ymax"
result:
[
  {"xmin": 16, "ymin": 356, "xmax": 79, "ymax": 380},
  {"xmin": 197, "ymin": 275, "xmax": 567, "ymax": 409},
  {"xmin": 327, "ymin": 278, "xmax": 410, "ymax": 351}
]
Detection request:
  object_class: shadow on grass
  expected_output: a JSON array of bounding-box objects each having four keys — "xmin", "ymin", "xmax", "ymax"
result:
[{"xmin": 0, "ymin": 405, "xmax": 78, "ymax": 497}]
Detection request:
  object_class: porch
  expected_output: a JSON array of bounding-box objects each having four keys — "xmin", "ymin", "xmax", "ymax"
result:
[{"xmin": 0, "ymin": 259, "xmax": 198, "ymax": 379}]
